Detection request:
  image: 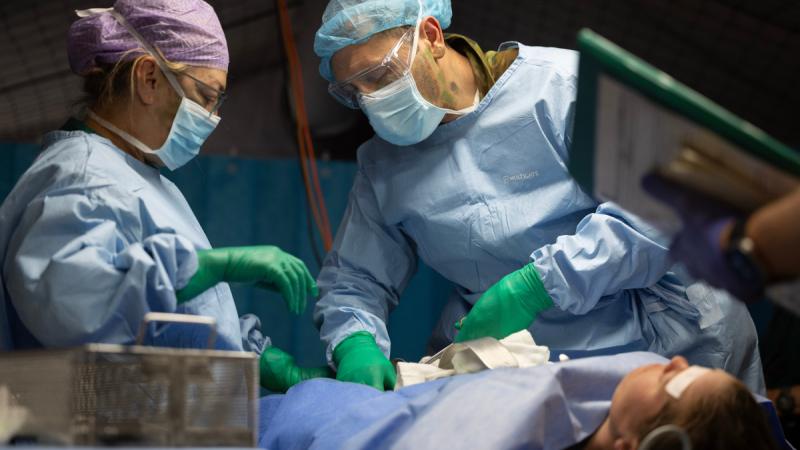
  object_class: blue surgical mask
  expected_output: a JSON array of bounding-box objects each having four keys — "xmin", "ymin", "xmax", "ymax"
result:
[
  {"xmin": 80, "ymin": 7, "xmax": 221, "ymax": 170},
  {"xmin": 358, "ymin": 21, "xmax": 477, "ymax": 146},
  {"xmin": 88, "ymin": 97, "xmax": 220, "ymax": 171}
]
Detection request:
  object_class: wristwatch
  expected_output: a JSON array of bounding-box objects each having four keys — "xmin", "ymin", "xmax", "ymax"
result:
[{"xmin": 724, "ymin": 220, "xmax": 767, "ymax": 294}]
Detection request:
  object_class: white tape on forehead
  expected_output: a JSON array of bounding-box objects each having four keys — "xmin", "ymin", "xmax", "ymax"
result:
[{"xmin": 665, "ymin": 366, "xmax": 711, "ymax": 399}]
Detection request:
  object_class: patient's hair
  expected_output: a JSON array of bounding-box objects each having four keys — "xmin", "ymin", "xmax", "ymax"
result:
[{"xmin": 635, "ymin": 378, "xmax": 780, "ymax": 450}]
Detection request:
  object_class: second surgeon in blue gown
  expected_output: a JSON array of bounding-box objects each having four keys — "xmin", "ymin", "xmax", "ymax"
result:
[{"xmin": 310, "ymin": 0, "xmax": 764, "ymax": 393}]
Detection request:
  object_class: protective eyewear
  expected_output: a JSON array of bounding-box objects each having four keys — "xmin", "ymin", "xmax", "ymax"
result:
[
  {"xmin": 328, "ymin": 27, "xmax": 416, "ymax": 109},
  {"xmin": 177, "ymin": 71, "xmax": 228, "ymax": 115}
]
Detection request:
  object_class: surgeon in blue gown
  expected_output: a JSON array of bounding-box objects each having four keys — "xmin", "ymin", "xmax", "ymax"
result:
[
  {"xmin": 310, "ymin": 0, "xmax": 764, "ymax": 393},
  {"xmin": 0, "ymin": 0, "xmax": 328, "ymax": 392}
]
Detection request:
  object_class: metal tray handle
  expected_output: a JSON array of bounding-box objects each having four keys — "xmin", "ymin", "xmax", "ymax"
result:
[{"xmin": 135, "ymin": 312, "xmax": 218, "ymax": 349}]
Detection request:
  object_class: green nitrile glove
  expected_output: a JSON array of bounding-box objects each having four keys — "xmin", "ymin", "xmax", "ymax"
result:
[
  {"xmin": 454, "ymin": 263, "xmax": 554, "ymax": 342},
  {"xmin": 259, "ymin": 346, "xmax": 333, "ymax": 393},
  {"xmin": 176, "ymin": 246, "xmax": 318, "ymax": 314},
  {"xmin": 333, "ymin": 332, "xmax": 396, "ymax": 391}
]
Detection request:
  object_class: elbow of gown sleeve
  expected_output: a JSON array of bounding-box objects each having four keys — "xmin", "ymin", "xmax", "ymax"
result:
[
  {"xmin": 121, "ymin": 232, "xmax": 199, "ymax": 298},
  {"xmin": 7, "ymin": 227, "xmax": 198, "ymax": 347},
  {"xmin": 531, "ymin": 203, "xmax": 672, "ymax": 315}
]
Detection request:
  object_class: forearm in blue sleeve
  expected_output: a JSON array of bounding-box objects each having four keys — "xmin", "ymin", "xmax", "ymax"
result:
[
  {"xmin": 314, "ymin": 170, "xmax": 416, "ymax": 364},
  {"xmin": 5, "ymin": 192, "xmax": 198, "ymax": 347},
  {"xmin": 531, "ymin": 202, "xmax": 672, "ymax": 315}
]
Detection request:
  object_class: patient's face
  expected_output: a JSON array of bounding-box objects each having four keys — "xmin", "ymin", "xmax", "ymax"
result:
[{"xmin": 606, "ymin": 356, "xmax": 734, "ymax": 444}]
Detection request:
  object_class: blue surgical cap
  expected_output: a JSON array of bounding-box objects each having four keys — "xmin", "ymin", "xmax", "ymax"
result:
[{"xmin": 314, "ymin": 0, "xmax": 452, "ymax": 82}]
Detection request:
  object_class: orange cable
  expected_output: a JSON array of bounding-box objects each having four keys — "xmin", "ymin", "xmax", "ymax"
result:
[
  {"xmin": 288, "ymin": 37, "xmax": 333, "ymax": 243},
  {"xmin": 276, "ymin": 0, "xmax": 333, "ymax": 250},
  {"xmin": 280, "ymin": 1, "xmax": 333, "ymax": 249}
]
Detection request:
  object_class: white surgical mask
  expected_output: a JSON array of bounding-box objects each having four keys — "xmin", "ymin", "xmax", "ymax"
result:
[
  {"xmin": 78, "ymin": 7, "xmax": 221, "ymax": 170},
  {"xmin": 358, "ymin": 20, "xmax": 478, "ymax": 146}
]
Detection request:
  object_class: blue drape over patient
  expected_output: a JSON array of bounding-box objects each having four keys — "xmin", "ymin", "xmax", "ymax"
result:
[{"xmin": 259, "ymin": 352, "xmax": 786, "ymax": 450}]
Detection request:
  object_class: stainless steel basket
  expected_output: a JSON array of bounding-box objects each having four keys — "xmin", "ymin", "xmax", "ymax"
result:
[{"xmin": 0, "ymin": 313, "xmax": 259, "ymax": 447}]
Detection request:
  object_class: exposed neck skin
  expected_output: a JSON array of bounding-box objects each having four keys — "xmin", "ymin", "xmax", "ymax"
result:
[
  {"xmin": 85, "ymin": 108, "xmax": 154, "ymax": 166},
  {"xmin": 583, "ymin": 418, "xmax": 614, "ymax": 450},
  {"xmin": 437, "ymin": 43, "xmax": 478, "ymax": 123},
  {"xmin": 410, "ymin": 16, "xmax": 478, "ymax": 123}
]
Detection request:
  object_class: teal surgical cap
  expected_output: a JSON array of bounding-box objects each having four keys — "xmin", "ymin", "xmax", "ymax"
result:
[{"xmin": 314, "ymin": 0, "xmax": 452, "ymax": 82}]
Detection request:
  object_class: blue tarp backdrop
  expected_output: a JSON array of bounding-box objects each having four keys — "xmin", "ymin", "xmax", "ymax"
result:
[{"xmin": 0, "ymin": 142, "xmax": 452, "ymax": 365}]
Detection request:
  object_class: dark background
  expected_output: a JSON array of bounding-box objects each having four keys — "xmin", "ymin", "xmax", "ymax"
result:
[{"xmin": 0, "ymin": 0, "xmax": 797, "ymax": 158}]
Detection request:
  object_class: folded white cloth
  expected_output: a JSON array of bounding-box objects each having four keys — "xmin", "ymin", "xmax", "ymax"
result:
[{"xmin": 395, "ymin": 330, "xmax": 550, "ymax": 389}]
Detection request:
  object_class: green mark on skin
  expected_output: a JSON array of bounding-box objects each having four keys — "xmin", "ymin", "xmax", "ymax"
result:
[
  {"xmin": 434, "ymin": 64, "xmax": 456, "ymax": 108},
  {"xmin": 435, "ymin": 67, "xmax": 447, "ymax": 86},
  {"xmin": 440, "ymin": 89, "xmax": 456, "ymax": 108},
  {"xmin": 422, "ymin": 48, "xmax": 437, "ymax": 63},
  {"xmin": 416, "ymin": 46, "xmax": 456, "ymax": 108}
]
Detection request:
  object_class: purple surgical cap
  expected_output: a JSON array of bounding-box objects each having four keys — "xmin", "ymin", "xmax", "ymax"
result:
[{"xmin": 67, "ymin": 0, "xmax": 229, "ymax": 75}]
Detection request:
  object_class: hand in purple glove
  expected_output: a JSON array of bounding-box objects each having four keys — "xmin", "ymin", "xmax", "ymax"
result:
[{"xmin": 641, "ymin": 172, "xmax": 765, "ymax": 302}]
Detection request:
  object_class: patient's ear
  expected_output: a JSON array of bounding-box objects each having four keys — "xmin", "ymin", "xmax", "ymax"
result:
[{"xmin": 613, "ymin": 437, "xmax": 637, "ymax": 450}]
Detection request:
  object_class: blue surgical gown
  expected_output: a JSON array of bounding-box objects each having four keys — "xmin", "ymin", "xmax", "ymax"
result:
[
  {"xmin": 315, "ymin": 44, "xmax": 764, "ymax": 392},
  {"xmin": 0, "ymin": 129, "xmax": 269, "ymax": 353}
]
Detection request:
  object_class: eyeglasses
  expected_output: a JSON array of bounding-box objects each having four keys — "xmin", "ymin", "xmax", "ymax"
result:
[
  {"xmin": 328, "ymin": 27, "xmax": 416, "ymax": 109},
  {"xmin": 177, "ymin": 71, "xmax": 228, "ymax": 115}
]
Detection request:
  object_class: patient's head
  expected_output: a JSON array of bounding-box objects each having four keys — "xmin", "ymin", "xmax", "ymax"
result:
[{"xmin": 594, "ymin": 356, "xmax": 779, "ymax": 450}]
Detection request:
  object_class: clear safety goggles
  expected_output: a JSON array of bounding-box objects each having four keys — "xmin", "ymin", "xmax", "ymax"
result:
[
  {"xmin": 177, "ymin": 70, "xmax": 227, "ymax": 115},
  {"xmin": 328, "ymin": 27, "xmax": 417, "ymax": 109}
]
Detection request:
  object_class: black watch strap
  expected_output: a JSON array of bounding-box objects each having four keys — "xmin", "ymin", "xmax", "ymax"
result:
[{"xmin": 725, "ymin": 220, "xmax": 767, "ymax": 289}]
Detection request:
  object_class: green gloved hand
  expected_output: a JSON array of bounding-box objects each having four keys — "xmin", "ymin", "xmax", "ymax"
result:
[
  {"xmin": 454, "ymin": 263, "xmax": 554, "ymax": 342},
  {"xmin": 259, "ymin": 346, "xmax": 333, "ymax": 393},
  {"xmin": 176, "ymin": 246, "xmax": 318, "ymax": 314},
  {"xmin": 333, "ymin": 332, "xmax": 396, "ymax": 391}
]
